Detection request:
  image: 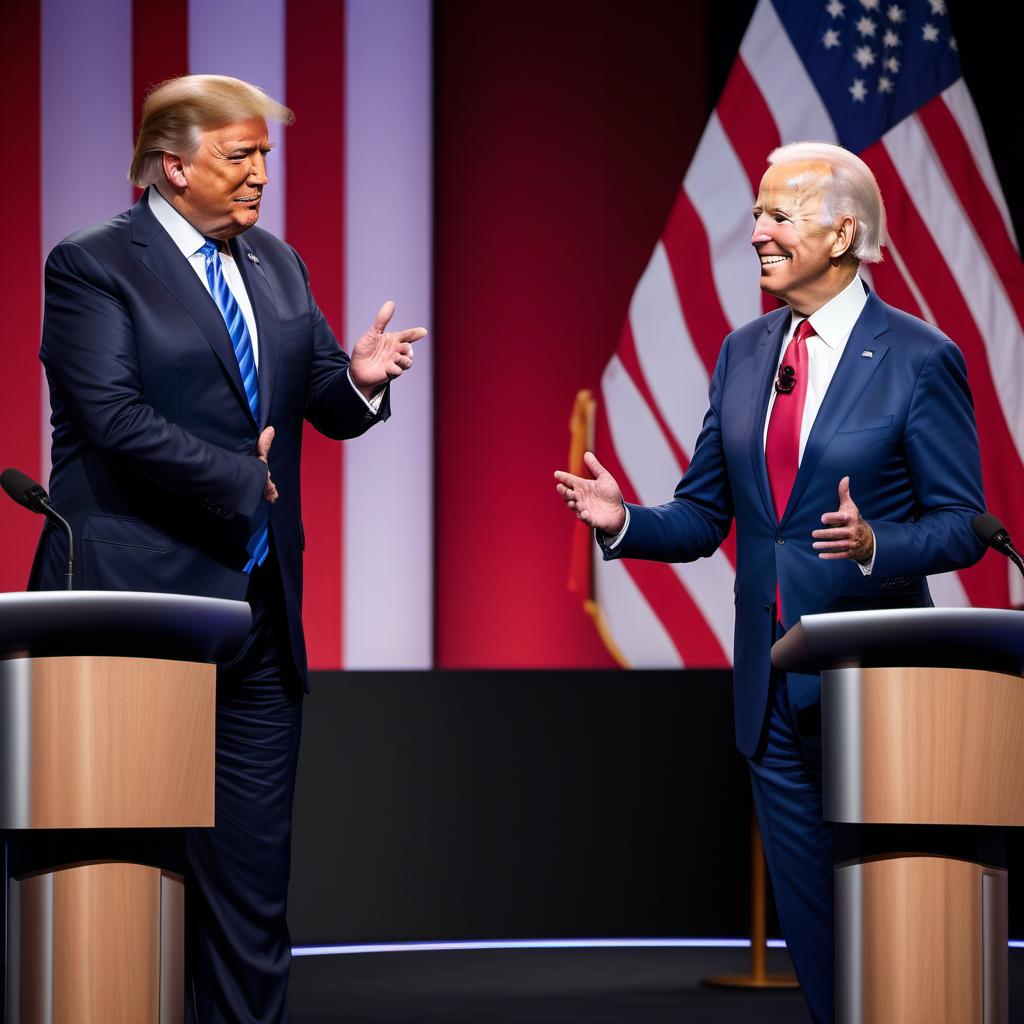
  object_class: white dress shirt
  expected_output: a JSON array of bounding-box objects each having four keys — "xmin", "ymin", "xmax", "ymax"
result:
[
  {"xmin": 607, "ymin": 274, "xmax": 875, "ymax": 572},
  {"xmin": 148, "ymin": 187, "xmax": 381, "ymax": 411}
]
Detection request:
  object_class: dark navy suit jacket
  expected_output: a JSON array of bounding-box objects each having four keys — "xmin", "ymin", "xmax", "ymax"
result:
[
  {"xmin": 604, "ymin": 288, "xmax": 986, "ymax": 757},
  {"xmin": 30, "ymin": 190, "xmax": 388, "ymax": 687}
]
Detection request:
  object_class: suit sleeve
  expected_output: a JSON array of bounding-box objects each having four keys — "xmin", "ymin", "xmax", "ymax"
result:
[
  {"xmin": 868, "ymin": 338, "xmax": 986, "ymax": 578},
  {"xmin": 41, "ymin": 241, "xmax": 266, "ymax": 518},
  {"xmin": 294, "ymin": 251, "xmax": 392, "ymax": 440},
  {"xmin": 601, "ymin": 334, "xmax": 734, "ymax": 563}
]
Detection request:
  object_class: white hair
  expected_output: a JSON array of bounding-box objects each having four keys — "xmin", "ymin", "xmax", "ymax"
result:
[{"xmin": 767, "ymin": 141, "xmax": 887, "ymax": 263}]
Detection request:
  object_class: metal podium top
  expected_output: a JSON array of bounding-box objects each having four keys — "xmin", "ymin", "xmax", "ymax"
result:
[
  {"xmin": 772, "ymin": 607, "xmax": 1024, "ymax": 677},
  {"xmin": 0, "ymin": 590, "xmax": 251, "ymax": 663}
]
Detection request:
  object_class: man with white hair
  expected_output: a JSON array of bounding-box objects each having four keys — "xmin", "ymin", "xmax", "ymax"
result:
[
  {"xmin": 555, "ymin": 141, "xmax": 986, "ymax": 1022},
  {"xmin": 31, "ymin": 75, "xmax": 424, "ymax": 1022}
]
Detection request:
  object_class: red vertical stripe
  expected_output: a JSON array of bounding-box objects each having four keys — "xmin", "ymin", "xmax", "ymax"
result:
[
  {"xmin": 131, "ymin": 0, "xmax": 188, "ymax": 138},
  {"xmin": 1, "ymin": 0, "xmax": 41, "ymax": 592},
  {"xmin": 286, "ymin": 0, "xmax": 346, "ymax": 668}
]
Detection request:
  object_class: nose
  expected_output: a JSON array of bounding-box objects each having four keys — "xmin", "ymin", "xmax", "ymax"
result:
[
  {"xmin": 248, "ymin": 151, "xmax": 269, "ymax": 186},
  {"xmin": 751, "ymin": 214, "xmax": 771, "ymax": 246}
]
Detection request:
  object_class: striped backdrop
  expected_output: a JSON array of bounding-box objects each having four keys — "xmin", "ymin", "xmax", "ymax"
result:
[
  {"xmin": 590, "ymin": 0, "xmax": 1024, "ymax": 668},
  {"xmin": 0, "ymin": 0, "xmax": 432, "ymax": 671}
]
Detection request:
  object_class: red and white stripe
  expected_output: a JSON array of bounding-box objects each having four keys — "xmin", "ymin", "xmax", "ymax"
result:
[
  {"xmin": 1, "ymin": 0, "xmax": 433, "ymax": 671},
  {"xmin": 593, "ymin": 0, "xmax": 1024, "ymax": 666}
]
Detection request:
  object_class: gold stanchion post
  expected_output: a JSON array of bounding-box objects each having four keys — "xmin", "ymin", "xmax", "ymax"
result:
[{"xmin": 704, "ymin": 807, "xmax": 799, "ymax": 989}]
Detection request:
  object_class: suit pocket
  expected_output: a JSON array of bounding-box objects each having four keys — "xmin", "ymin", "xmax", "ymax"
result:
[
  {"xmin": 83, "ymin": 514, "xmax": 173, "ymax": 552},
  {"xmin": 836, "ymin": 415, "xmax": 894, "ymax": 434}
]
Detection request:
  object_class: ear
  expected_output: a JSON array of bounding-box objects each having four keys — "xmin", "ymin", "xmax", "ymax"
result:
[
  {"xmin": 831, "ymin": 214, "xmax": 857, "ymax": 260},
  {"xmin": 162, "ymin": 151, "xmax": 188, "ymax": 190}
]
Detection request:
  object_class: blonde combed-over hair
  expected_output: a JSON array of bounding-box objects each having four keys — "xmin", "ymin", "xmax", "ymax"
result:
[
  {"xmin": 767, "ymin": 141, "xmax": 888, "ymax": 263},
  {"xmin": 129, "ymin": 74, "xmax": 294, "ymax": 187}
]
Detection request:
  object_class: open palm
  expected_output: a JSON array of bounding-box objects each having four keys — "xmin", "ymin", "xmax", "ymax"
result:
[{"xmin": 554, "ymin": 451, "xmax": 626, "ymax": 535}]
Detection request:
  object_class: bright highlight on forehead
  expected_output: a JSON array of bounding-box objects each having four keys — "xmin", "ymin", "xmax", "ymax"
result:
[{"xmin": 757, "ymin": 159, "xmax": 833, "ymax": 207}]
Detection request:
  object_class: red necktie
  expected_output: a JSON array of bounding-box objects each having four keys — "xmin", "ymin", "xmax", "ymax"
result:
[{"xmin": 765, "ymin": 317, "xmax": 814, "ymax": 624}]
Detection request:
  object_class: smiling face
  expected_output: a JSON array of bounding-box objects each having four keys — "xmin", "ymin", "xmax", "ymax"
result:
[
  {"xmin": 172, "ymin": 117, "xmax": 272, "ymax": 239},
  {"xmin": 751, "ymin": 159, "xmax": 855, "ymax": 314}
]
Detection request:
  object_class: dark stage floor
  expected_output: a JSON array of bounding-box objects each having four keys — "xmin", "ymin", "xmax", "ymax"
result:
[{"xmin": 289, "ymin": 946, "xmax": 1024, "ymax": 1022}]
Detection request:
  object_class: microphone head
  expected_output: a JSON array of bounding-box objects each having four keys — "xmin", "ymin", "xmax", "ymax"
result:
[
  {"xmin": 973, "ymin": 512, "xmax": 1012, "ymax": 550},
  {"xmin": 0, "ymin": 467, "xmax": 51, "ymax": 515}
]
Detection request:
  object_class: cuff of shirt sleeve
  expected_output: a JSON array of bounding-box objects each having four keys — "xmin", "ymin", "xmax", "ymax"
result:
[
  {"xmin": 857, "ymin": 525, "xmax": 877, "ymax": 576},
  {"xmin": 348, "ymin": 368, "xmax": 385, "ymax": 413},
  {"xmin": 599, "ymin": 504, "xmax": 630, "ymax": 550}
]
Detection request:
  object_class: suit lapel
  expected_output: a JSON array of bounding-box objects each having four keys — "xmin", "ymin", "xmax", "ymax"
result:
[
  {"xmin": 233, "ymin": 237, "xmax": 281, "ymax": 430},
  {"xmin": 781, "ymin": 293, "xmax": 891, "ymax": 521},
  {"xmin": 749, "ymin": 308, "xmax": 789, "ymax": 522},
  {"xmin": 131, "ymin": 197, "xmax": 253, "ymax": 423}
]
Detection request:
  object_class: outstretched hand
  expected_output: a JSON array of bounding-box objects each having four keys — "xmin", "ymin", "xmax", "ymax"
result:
[
  {"xmin": 812, "ymin": 476, "xmax": 873, "ymax": 561},
  {"xmin": 554, "ymin": 451, "xmax": 626, "ymax": 536},
  {"xmin": 350, "ymin": 301, "xmax": 427, "ymax": 398},
  {"xmin": 257, "ymin": 426, "xmax": 278, "ymax": 503}
]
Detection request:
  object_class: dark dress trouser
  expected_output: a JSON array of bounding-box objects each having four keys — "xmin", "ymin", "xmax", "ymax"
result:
[
  {"xmin": 186, "ymin": 552, "xmax": 303, "ymax": 1024},
  {"xmin": 748, "ymin": 666, "xmax": 835, "ymax": 1024}
]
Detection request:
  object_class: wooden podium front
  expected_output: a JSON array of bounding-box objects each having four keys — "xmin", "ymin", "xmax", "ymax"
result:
[
  {"xmin": 0, "ymin": 592, "xmax": 250, "ymax": 1024},
  {"xmin": 773, "ymin": 608, "xmax": 1024, "ymax": 1024}
]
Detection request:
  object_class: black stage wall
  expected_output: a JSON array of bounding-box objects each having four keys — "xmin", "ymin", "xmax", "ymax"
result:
[{"xmin": 290, "ymin": 671, "xmax": 1024, "ymax": 945}]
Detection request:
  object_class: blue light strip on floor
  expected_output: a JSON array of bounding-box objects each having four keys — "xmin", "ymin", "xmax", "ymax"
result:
[{"xmin": 293, "ymin": 937, "xmax": 1024, "ymax": 957}]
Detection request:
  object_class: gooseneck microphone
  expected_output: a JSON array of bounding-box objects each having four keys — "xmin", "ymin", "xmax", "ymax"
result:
[
  {"xmin": 972, "ymin": 512, "xmax": 1024, "ymax": 582},
  {"xmin": 1, "ymin": 468, "xmax": 75, "ymax": 590}
]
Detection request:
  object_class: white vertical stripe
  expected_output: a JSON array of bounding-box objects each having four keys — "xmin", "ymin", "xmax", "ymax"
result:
[
  {"xmin": 593, "ymin": 557, "xmax": 683, "ymax": 669},
  {"xmin": 602, "ymin": 357, "xmax": 735, "ymax": 660},
  {"xmin": 629, "ymin": 243, "xmax": 712, "ymax": 459},
  {"xmin": 740, "ymin": 0, "xmax": 837, "ymax": 145},
  {"xmin": 883, "ymin": 115, "xmax": 1024, "ymax": 463},
  {"xmin": 941, "ymin": 80, "xmax": 1018, "ymax": 252},
  {"xmin": 926, "ymin": 570, "xmax": 971, "ymax": 608},
  {"xmin": 343, "ymin": 0, "xmax": 433, "ymax": 669},
  {"xmin": 41, "ymin": 0, "xmax": 134, "ymax": 484},
  {"xmin": 189, "ymin": 0, "xmax": 287, "ymax": 239},
  {"xmin": 885, "ymin": 238, "xmax": 937, "ymax": 327},
  {"xmin": 683, "ymin": 114, "xmax": 762, "ymax": 331}
]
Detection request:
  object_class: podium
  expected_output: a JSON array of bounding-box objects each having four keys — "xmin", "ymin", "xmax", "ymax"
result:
[
  {"xmin": 773, "ymin": 607, "xmax": 1024, "ymax": 1024},
  {"xmin": 0, "ymin": 591, "xmax": 250, "ymax": 1023}
]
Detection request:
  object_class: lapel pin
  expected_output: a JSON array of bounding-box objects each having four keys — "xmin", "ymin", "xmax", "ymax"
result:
[
  {"xmin": 246, "ymin": 251, "xmax": 260, "ymax": 265},
  {"xmin": 861, "ymin": 349, "xmax": 874, "ymax": 358}
]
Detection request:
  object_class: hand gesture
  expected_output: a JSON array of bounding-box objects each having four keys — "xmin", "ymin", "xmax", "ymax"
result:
[
  {"xmin": 812, "ymin": 476, "xmax": 873, "ymax": 561},
  {"xmin": 257, "ymin": 425, "xmax": 279, "ymax": 503},
  {"xmin": 350, "ymin": 301, "xmax": 427, "ymax": 397},
  {"xmin": 554, "ymin": 451, "xmax": 626, "ymax": 536}
]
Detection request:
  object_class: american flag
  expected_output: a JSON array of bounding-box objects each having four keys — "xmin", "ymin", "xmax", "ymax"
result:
[{"xmin": 578, "ymin": 0, "xmax": 1024, "ymax": 668}]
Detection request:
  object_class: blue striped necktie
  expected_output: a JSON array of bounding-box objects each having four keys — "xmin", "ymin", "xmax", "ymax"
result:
[{"xmin": 198, "ymin": 239, "xmax": 269, "ymax": 573}]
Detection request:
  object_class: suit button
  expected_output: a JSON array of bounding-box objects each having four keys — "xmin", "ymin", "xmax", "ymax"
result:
[
  {"xmin": 775, "ymin": 537, "xmax": 785, "ymax": 545},
  {"xmin": 763, "ymin": 603, "xmax": 772, "ymax": 613}
]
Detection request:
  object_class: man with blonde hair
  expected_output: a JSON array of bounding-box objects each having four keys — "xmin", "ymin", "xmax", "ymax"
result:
[
  {"xmin": 31, "ymin": 74, "xmax": 425, "ymax": 1022},
  {"xmin": 555, "ymin": 141, "xmax": 985, "ymax": 1022}
]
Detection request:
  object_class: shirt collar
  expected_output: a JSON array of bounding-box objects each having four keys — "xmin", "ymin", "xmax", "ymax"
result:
[
  {"xmin": 788, "ymin": 274, "xmax": 869, "ymax": 349},
  {"xmin": 147, "ymin": 187, "xmax": 209, "ymax": 259}
]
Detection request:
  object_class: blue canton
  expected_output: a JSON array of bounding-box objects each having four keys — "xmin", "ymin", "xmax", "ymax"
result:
[
  {"xmin": 772, "ymin": 0, "xmax": 962, "ymax": 152},
  {"xmin": 199, "ymin": 239, "xmax": 270, "ymax": 573}
]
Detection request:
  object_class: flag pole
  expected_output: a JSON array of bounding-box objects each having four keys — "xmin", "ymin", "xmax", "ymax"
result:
[{"xmin": 704, "ymin": 806, "xmax": 798, "ymax": 989}]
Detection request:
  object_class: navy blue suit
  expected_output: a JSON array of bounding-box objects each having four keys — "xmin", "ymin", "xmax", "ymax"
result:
[
  {"xmin": 31, "ymin": 189, "xmax": 387, "ymax": 682},
  {"xmin": 603, "ymin": 287, "xmax": 985, "ymax": 1021},
  {"xmin": 31, "ymin": 190, "xmax": 388, "ymax": 1022}
]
